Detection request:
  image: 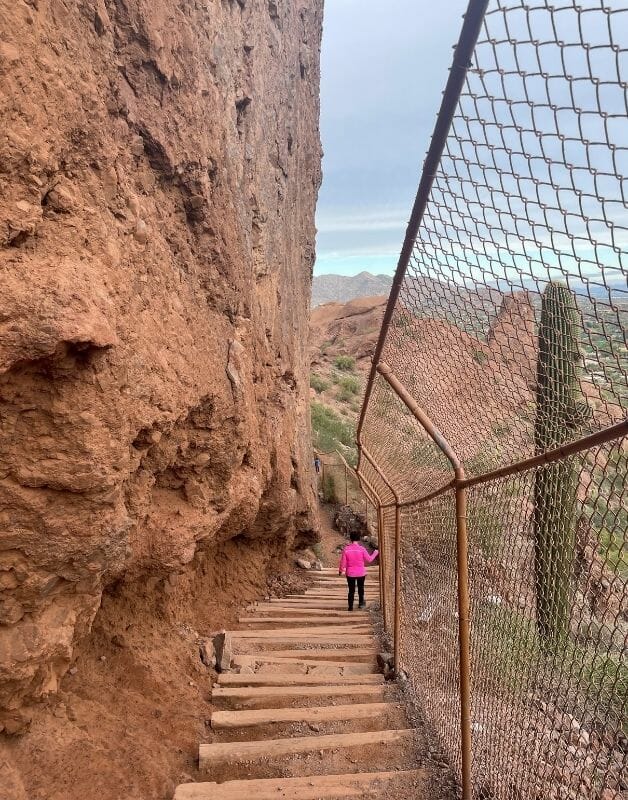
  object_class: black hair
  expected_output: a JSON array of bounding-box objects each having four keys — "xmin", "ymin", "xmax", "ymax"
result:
[{"xmin": 349, "ymin": 531, "xmax": 361, "ymax": 542}]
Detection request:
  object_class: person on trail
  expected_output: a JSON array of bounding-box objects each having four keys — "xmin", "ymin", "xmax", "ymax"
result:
[
  {"xmin": 314, "ymin": 455, "xmax": 321, "ymax": 474},
  {"xmin": 338, "ymin": 531, "xmax": 379, "ymax": 611}
]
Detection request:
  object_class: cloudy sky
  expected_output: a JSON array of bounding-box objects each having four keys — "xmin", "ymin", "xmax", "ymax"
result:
[{"xmin": 314, "ymin": 1, "xmax": 468, "ymax": 277}]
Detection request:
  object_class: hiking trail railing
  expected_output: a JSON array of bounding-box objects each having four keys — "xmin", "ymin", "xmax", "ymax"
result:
[{"xmin": 355, "ymin": 2, "xmax": 628, "ymax": 799}]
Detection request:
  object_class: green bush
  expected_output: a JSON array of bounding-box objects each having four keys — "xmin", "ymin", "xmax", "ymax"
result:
[
  {"xmin": 322, "ymin": 472, "xmax": 337, "ymax": 503},
  {"xmin": 336, "ymin": 376, "xmax": 360, "ymax": 404},
  {"xmin": 472, "ymin": 349, "xmax": 488, "ymax": 365},
  {"xmin": 338, "ymin": 375, "xmax": 360, "ymax": 394},
  {"xmin": 310, "ymin": 373, "xmax": 329, "ymax": 394},
  {"xmin": 334, "ymin": 355, "xmax": 356, "ymax": 372},
  {"xmin": 310, "ymin": 401, "xmax": 357, "ymax": 465}
]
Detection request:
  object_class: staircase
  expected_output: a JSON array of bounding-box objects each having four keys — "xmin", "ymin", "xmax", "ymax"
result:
[{"xmin": 173, "ymin": 568, "xmax": 425, "ymax": 799}]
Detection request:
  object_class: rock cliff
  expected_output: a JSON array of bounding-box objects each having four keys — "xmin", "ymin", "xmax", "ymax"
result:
[{"xmin": 0, "ymin": 0, "xmax": 322, "ymax": 729}]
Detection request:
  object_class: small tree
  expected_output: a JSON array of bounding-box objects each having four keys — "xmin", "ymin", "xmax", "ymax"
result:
[{"xmin": 533, "ymin": 283, "xmax": 591, "ymax": 648}]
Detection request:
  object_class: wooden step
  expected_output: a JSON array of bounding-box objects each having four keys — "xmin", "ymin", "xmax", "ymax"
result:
[
  {"xmin": 318, "ymin": 568, "xmax": 379, "ymax": 574},
  {"xmin": 212, "ymin": 683, "xmax": 385, "ymax": 707},
  {"xmin": 247, "ymin": 648, "xmax": 377, "ymax": 661},
  {"xmin": 266, "ymin": 599, "xmax": 375, "ymax": 608},
  {"xmin": 174, "ymin": 770, "xmax": 422, "ymax": 799},
  {"xmin": 275, "ymin": 593, "xmax": 377, "ymax": 600},
  {"xmin": 232, "ymin": 655, "xmax": 377, "ymax": 673},
  {"xmin": 217, "ymin": 672, "xmax": 383, "ymax": 687},
  {"xmin": 239, "ymin": 616, "xmax": 372, "ymax": 626},
  {"xmin": 300, "ymin": 592, "xmax": 379, "ymax": 599},
  {"xmin": 310, "ymin": 585, "xmax": 380, "ymax": 592},
  {"xmin": 244, "ymin": 608, "xmax": 370, "ymax": 618},
  {"xmin": 198, "ymin": 728, "xmax": 412, "ymax": 769},
  {"xmin": 312, "ymin": 578, "xmax": 381, "ymax": 585},
  {"xmin": 210, "ymin": 701, "xmax": 394, "ymax": 730},
  {"xmin": 306, "ymin": 578, "xmax": 379, "ymax": 591},
  {"xmin": 233, "ymin": 638, "xmax": 373, "ymax": 649},
  {"xmin": 231, "ymin": 626, "xmax": 371, "ymax": 638}
]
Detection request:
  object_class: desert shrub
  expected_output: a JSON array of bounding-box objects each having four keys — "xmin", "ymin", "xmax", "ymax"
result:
[
  {"xmin": 334, "ymin": 355, "xmax": 356, "ymax": 372},
  {"xmin": 310, "ymin": 402, "xmax": 357, "ymax": 465},
  {"xmin": 473, "ymin": 349, "xmax": 488, "ymax": 365},
  {"xmin": 338, "ymin": 375, "xmax": 360, "ymax": 395},
  {"xmin": 337, "ymin": 381, "xmax": 360, "ymax": 403},
  {"xmin": 322, "ymin": 472, "xmax": 337, "ymax": 503},
  {"xmin": 310, "ymin": 373, "xmax": 329, "ymax": 394}
]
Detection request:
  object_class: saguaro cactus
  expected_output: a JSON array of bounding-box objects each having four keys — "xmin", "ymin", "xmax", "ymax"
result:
[{"xmin": 533, "ymin": 282, "xmax": 590, "ymax": 648}]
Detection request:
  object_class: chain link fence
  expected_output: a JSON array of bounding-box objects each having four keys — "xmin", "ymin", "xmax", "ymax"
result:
[
  {"xmin": 315, "ymin": 453, "xmax": 381, "ymax": 540},
  {"xmin": 355, "ymin": 2, "xmax": 627, "ymax": 798}
]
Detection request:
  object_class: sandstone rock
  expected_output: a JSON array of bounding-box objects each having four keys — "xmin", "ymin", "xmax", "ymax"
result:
[
  {"xmin": 199, "ymin": 638, "xmax": 216, "ymax": 668},
  {"xmin": 0, "ymin": 41, "xmax": 21, "ymax": 64},
  {"xmin": 0, "ymin": 596, "xmax": 24, "ymax": 624},
  {"xmin": 0, "ymin": 760, "xmax": 28, "ymax": 799},
  {"xmin": 0, "ymin": 0, "xmax": 322, "ymax": 722},
  {"xmin": 0, "ymin": 709, "xmax": 32, "ymax": 736},
  {"xmin": 333, "ymin": 506, "xmax": 367, "ymax": 539},
  {"xmin": 295, "ymin": 558, "xmax": 311, "ymax": 570},
  {"xmin": 134, "ymin": 218, "xmax": 148, "ymax": 244},
  {"xmin": 377, "ymin": 652, "xmax": 393, "ymax": 672}
]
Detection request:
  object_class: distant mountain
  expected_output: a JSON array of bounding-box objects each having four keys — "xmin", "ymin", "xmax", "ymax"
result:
[{"xmin": 311, "ymin": 272, "xmax": 392, "ymax": 307}]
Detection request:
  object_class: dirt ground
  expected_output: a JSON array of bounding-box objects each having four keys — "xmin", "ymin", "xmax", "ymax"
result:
[{"xmin": 1, "ymin": 535, "xmax": 310, "ymax": 800}]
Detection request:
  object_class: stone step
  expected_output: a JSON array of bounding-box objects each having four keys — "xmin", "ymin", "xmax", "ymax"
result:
[
  {"xmin": 216, "ymin": 672, "xmax": 383, "ymax": 687},
  {"xmin": 212, "ymin": 683, "xmax": 385, "ymax": 708},
  {"xmin": 174, "ymin": 769, "xmax": 422, "ymax": 799},
  {"xmin": 198, "ymin": 728, "xmax": 412, "ymax": 770},
  {"xmin": 210, "ymin": 701, "xmax": 394, "ymax": 730}
]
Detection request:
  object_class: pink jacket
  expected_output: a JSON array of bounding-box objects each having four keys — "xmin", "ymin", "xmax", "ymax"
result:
[{"xmin": 339, "ymin": 542, "xmax": 379, "ymax": 578}]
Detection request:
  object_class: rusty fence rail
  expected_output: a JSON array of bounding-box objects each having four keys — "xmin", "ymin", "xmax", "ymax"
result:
[{"xmin": 355, "ymin": 2, "xmax": 627, "ymax": 799}]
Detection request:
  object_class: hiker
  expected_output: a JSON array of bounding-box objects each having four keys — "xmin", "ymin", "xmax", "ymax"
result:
[
  {"xmin": 338, "ymin": 531, "xmax": 379, "ymax": 611},
  {"xmin": 314, "ymin": 455, "xmax": 321, "ymax": 474}
]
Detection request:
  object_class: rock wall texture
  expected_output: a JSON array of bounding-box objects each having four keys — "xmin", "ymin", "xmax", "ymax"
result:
[{"xmin": 0, "ymin": 0, "xmax": 322, "ymax": 728}]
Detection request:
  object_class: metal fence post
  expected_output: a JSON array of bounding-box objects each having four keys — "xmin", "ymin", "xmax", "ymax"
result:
[
  {"xmin": 455, "ymin": 483, "xmax": 472, "ymax": 800},
  {"xmin": 394, "ymin": 503, "xmax": 402, "ymax": 673},
  {"xmin": 377, "ymin": 504, "xmax": 388, "ymax": 631}
]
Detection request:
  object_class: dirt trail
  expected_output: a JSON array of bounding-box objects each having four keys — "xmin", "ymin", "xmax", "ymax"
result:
[{"xmin": 171, "ymin": 507, "xmax": 456, "ymax": 800}]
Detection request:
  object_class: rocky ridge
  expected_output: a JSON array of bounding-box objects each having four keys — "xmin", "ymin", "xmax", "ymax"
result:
[{"xmin": 311, "ymin": 271, "xmax": 392, "ymax": 307}]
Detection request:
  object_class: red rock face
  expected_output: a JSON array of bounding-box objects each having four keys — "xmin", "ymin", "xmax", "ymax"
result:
[{"xmin": 0, "ymin": 0, "xmax": 322, "ymax": 722}]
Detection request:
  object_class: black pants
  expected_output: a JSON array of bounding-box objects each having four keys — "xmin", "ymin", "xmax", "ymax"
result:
[{"xmin": 347, "ymin": 576, "xmax": 365, "ymax": 610}]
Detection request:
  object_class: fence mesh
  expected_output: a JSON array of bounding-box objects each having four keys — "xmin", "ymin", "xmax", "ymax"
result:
[{"xmin": 356, "ymin": 2, "xmax": 627, "ymax": 798}]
